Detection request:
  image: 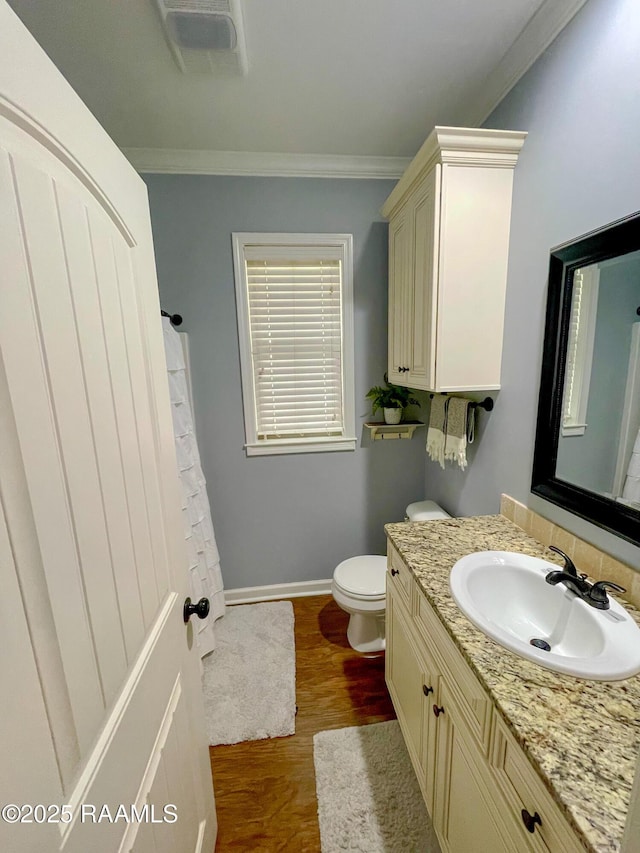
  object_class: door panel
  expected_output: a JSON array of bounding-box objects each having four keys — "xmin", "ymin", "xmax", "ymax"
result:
[
  {"xmin": 56, "ymin": 182, "xmax": 146, "ymax": 661},
  {"xmin": 87, "ymin": 208, "xmax": 164, "ymax": 630},
  {"xmin": 12, "ymin": 151, "xmax": 130, "ymax": 708},
  {"xmin": 0, "ymin": 3, "xmax": 216, "ymax": 850},
  {"xmin": 0, "ymin": 141, "xmax": 107, "ymax": 762}
]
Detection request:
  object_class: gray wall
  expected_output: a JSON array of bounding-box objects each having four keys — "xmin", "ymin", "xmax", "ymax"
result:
[
  {"xmin": 557, "ymin": 258, "xmax": 640, "ymax": 494},
  {"xmin": 146, "ymin": 175, "xmax": 428, "ymax": 589},
  {"xmin": 424, "ymin": 0, "xmax": 640, "ymax": 568}
]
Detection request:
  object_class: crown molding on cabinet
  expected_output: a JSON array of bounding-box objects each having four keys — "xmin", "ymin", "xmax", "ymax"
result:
[
  {"xmin": 464, "ymin": 0, "xmax": 590, "ymax": 126},
  {"xmin": 382, "ymin": 127, "xmax": 527, "ymax": 218},
  {"xmin": 122, "ymin": 147, "xmax": 412, "ymax": 179}
]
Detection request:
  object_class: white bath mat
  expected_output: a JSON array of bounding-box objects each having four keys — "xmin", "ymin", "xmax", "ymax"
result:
[
  {"xmin": 202, "ymin": 600, "xmax": 296, "ymax": 745},
  {"xmin": 313, "ymin": 720, "xmax": 440, "ymax": 853}
]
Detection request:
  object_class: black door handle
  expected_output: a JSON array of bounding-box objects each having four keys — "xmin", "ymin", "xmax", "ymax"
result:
[{"xmin": 183, "ymin": 597, "xmax": 210, "ymax": 623}]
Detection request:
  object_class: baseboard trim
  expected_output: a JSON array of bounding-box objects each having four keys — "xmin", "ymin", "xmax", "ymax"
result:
[{"xmin": 224, "ymin": 578, "xmax": 332, "ymax": 605}]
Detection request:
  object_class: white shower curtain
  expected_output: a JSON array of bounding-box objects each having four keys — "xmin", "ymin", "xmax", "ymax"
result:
[{"xmin": 163, "ymin": 318, "xmax": 225, "ymax": 656}]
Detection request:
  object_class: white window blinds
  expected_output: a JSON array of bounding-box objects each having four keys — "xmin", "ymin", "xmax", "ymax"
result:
[
  {"xmin": 563, "ymin": 269, "xmax": 585, "ymax": 426},
  {"xmin": 233, "ymin": 234, "xmax": 355, "ymax": 456},
  {"xmin": 246, "ymin": 256, "xmax": 344, "ymax": 438},
  {"xmin": 562, "ymin": 265, "xmax": 599, "ymax": 436}
]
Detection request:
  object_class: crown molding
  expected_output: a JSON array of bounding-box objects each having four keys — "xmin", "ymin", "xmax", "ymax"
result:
[
  {"xmin": 382, "ymin": 126, "xmax": 527, "ymax": 218},
  {"xmin": 124, "ymin": 0, "xmax": 586, "ymax": 181},
  {"xmin": 123, "ymin": 147, "xmax": 411, "ymax": 179},
  {"xmin": 463, "ymin": 0, "xmax": 590, "ymax": 126}
]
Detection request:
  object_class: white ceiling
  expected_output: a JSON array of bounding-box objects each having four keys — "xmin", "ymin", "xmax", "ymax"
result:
[{"xmin": 8, "ymin": 0, "xmax": 586, "ymax": 165}]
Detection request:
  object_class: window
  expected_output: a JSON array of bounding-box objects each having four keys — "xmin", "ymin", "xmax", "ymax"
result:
[
  {"xmin": 562, "ymin": 265, "xmax": 599, "ymax": 436},
  {"xmin": 232, "ymin": 233, "xmax": 356, "ymax": 456}
]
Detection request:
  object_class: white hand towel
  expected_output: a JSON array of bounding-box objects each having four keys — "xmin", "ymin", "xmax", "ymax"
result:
[
  {"xmin": 426, "ymin": 395, "xmax": 448, "ymax": 469},
  {"xmin": 444, "ymin": 396, "xmax": 473, "ymax": 470}
]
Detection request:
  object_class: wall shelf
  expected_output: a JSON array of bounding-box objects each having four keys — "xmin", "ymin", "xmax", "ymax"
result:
[{"xmin": 364, "ymin": 421, "xmax": 425, "ymax": 441}]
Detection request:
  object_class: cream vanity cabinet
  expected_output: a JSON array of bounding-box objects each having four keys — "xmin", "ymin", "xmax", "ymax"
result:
[
  {"xmin": 383, "ymin": 126, "xmax": 526, "ymax": 392},
  {"xmin": 386, "ymin": 543, "xmax": 585, "ymax": 853}
]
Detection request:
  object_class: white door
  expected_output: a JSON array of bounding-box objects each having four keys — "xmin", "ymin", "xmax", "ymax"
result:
[{"xmin": 0, "ymin": 4, "xmax": 217, "ymax": 852}]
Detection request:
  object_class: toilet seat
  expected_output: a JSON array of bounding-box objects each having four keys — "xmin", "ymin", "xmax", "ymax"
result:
[{"xmin": 333, "ymin": 555, "xmax": 387, "ymax": 599}]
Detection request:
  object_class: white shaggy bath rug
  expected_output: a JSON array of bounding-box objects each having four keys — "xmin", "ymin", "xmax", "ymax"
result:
[
  {"xmin": 202, "ymin": 600, "xmax": 296, "ymax": 745},
  {"xmin": 313, "ymin": 720, "xmax": 440, "ymax": 853}
]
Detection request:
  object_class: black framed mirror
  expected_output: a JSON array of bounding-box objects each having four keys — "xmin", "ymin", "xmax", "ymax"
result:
[{"xmin": 532, "ymin": 211, "xmax": 640, "ymax": 545}]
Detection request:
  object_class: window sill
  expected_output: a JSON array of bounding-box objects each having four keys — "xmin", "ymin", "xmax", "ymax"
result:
[{"xmin": 245, "ymin": 437, "xmax": 357, "ymax": 457}]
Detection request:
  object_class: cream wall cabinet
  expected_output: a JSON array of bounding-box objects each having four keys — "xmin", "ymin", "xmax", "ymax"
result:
[
  {"xmin": 383, "ymin": 127, "xmax": 526, "ymax": 392},
  {"xmin": 385, "ymin": 544, "xmax": 584, "ymax": 853}
]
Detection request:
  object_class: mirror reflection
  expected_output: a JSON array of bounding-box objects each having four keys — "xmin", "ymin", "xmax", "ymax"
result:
[{"xmin": 556, "ymin": 250, "xmax": 640, "ymax": 506}]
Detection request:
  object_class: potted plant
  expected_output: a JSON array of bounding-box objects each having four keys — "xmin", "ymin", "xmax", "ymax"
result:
[{"xmin": 366, "ymin": 374, "xmax": 420, "ymax": 425}]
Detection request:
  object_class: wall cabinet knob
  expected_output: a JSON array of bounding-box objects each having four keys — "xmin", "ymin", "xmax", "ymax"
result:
[
  {"xmin": 390, "ymin": 567, "xmax": 399, "ymax": 576},
  {"xmin": 521, "ymin": 810, "xmax": 542, "ymax": 833},
  {"xmin": 433, "ymin": 704, "xmax": 445, "ymax": 718},
  {"xmin": 422, "ymin": 685, "xmax": 433, "ymax": 696}
]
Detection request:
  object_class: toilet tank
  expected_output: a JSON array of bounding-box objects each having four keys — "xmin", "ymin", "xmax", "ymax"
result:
[{"xmin": 405, "ymin": 500, "xmax": 450, "ymax": 521}]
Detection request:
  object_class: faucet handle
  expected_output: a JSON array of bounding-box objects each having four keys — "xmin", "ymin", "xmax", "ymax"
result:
[
  {"xmin": 548, "ymin": 545, "xmax": 578, "ymax": 577},
  {"xmin": 589, "ymin": 580, "xmax": 626, "ymax": 609}
]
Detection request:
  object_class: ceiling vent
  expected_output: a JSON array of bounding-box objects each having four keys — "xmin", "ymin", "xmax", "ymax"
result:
[{"xmin": 155, "ymin": 0, "xmax": 248, "ymax": 75}]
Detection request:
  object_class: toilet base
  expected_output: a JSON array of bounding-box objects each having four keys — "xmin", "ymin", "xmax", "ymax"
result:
[{"xmin": 346, "ymin": 611, "xmax": 386, "ymax": 654}]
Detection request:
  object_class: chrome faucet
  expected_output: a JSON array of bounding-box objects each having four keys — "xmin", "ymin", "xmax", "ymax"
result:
[{"xmin": 545, "ymin": 546, "xmax": 626, "ymax": 610}]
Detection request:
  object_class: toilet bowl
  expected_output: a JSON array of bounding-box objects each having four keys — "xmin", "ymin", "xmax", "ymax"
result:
[
  {"xmin": 331, "ymin": 500, "xmax": 450, "ymax": 653},
  {"xmin": 332, "ymin": 555, "xmax": 387, "ymax": 654}
]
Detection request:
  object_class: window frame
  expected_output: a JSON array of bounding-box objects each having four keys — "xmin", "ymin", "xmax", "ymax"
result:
[{"xmin": 232, "ymin": 232, "xmax": 356, "ymax": 457}]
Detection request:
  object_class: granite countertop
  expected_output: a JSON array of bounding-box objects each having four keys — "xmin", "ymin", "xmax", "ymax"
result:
[{"xmin": 384, "ymin": 514, "xmax": 640, "ymax": 853}]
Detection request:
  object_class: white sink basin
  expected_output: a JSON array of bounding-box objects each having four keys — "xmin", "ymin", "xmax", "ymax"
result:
[{"xmin": 449, "ymin": 551, "xmax": 640, "ymax": 681}]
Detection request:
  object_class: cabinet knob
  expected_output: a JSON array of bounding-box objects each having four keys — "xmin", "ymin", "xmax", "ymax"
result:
[
  {"xmin": 521, "ymin": 810, "xmax": 542, "ymax": 833},
  {"xmin": 390, "ymin": 567, "xmax": 399, "ymax": 576},
  {"xmin": 422, "ymin": 685, "xmax": 433, "ymax": 696},
  {"xmin": 433, "ymin": 704, "xmax": 445, "ymax": 718}
]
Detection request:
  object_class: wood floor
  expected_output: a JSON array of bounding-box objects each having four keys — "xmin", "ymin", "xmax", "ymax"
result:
[{"xmin": 209, "ymin": 595, "xmax": 396, "ymax": 851}]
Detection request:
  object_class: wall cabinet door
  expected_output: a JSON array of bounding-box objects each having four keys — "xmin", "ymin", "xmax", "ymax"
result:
[
  {"xmin": 384, "ymin": 126, "xmax": 525, "ymax": 393},
  {"xmin": 407, "ymin": 166, "xmax": 440, "ymax": 389},
  {"xmin": 433, "ymin": 681, "xmax": 512, "ymax": 853},
  {"xmin": 387, "ymin": 205, "xmax": 411, "ymax": 386},
  {"xmin": 386, "ymin": 166, "xmax": 440, "ymax": 391}
]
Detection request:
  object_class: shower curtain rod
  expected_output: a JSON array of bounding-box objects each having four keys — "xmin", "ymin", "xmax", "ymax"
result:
[{"xmin": 161, "ymin": 309, "xmax": 183, "ymax": 326}]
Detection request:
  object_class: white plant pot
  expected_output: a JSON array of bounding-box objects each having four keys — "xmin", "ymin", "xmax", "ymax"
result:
[{"xmin": 383, "ymin": 407, "xmax": 402, "ymax": 425}]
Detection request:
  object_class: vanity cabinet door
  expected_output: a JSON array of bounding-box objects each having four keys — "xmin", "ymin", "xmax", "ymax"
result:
[
  {"xmin": 489, "ymin": 713, "xmax": 585, "ymax": 853},
  {"xmin": 434, "ymin": 680, "xmax": 513, "ymax": 853},
  {"xmin": 386, "ymin": 585, "xmax": 438, "ymax": 811}
]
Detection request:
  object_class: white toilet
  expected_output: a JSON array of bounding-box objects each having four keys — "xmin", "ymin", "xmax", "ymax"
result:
[{"xmin": 331, "ymin": 500, "xmax": 450, "ymax": 653}]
